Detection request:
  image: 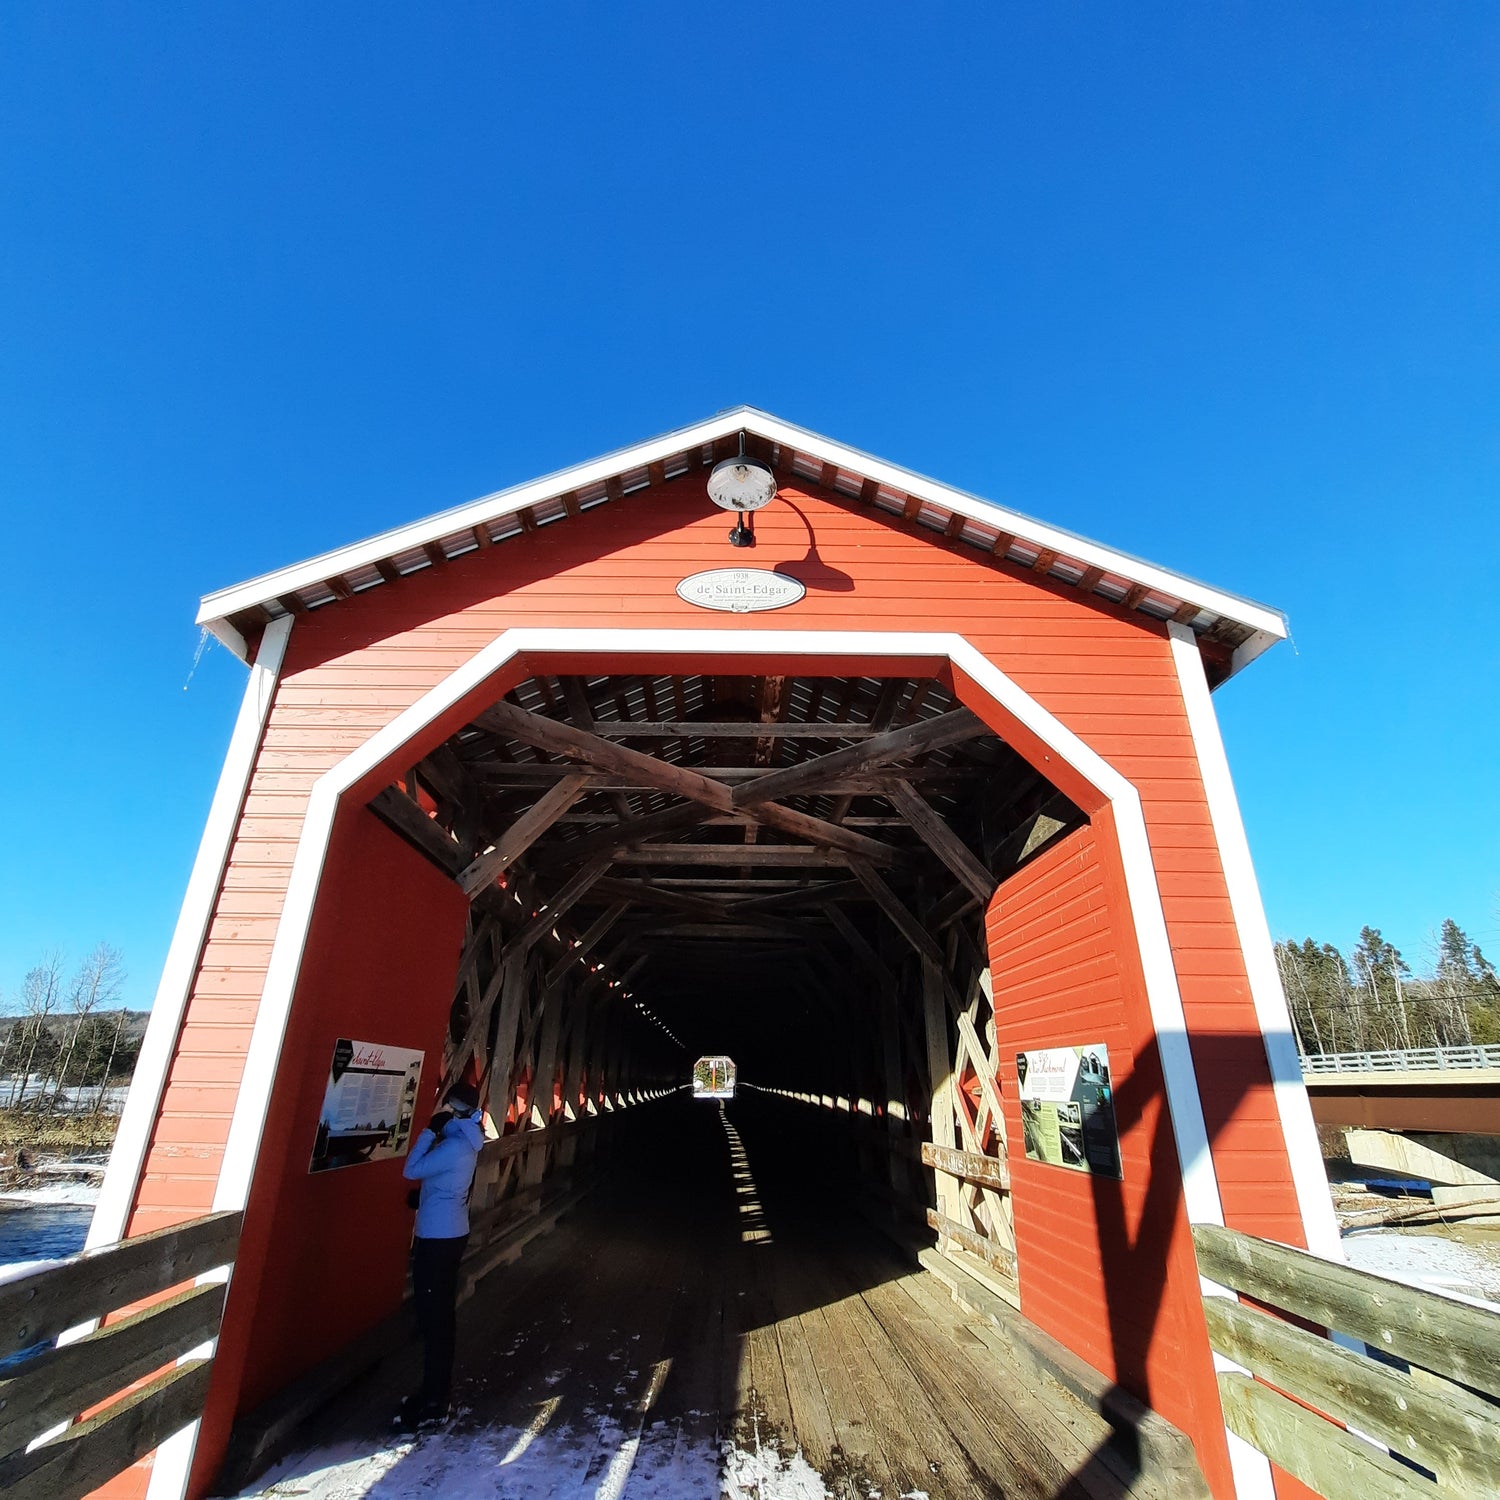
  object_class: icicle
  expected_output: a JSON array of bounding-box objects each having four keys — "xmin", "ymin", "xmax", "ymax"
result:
[{"xmin": 183, "ymin": 627, "xmax": 213, "ymax": 690}]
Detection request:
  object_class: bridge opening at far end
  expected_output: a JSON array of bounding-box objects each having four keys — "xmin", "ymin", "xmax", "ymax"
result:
[{"xmin": 693, "ymin": 1055, "xmax": 737, "ymax": 1099}]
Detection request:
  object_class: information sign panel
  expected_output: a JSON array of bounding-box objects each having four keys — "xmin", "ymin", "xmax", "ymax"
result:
[
  {"xmin": 309, "ymin": 1037, "xmax": 424, "ymax": 1173},
  {"xmin": 1015, "ymin": 1042, "xmax": 1122, "ymax": 1178}
]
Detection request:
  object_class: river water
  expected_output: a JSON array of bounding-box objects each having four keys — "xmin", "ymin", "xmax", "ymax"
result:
[{"xmin": 0, "ymin": 1203, "xmax": 93, "ymax": 1266}]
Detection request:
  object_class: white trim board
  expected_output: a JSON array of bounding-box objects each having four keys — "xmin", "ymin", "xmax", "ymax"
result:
[
  {"xmin": 150, "ymin": 627, "xmax": 1275, "ymax": 1500},
  {"xmin": 196, "ymin": 408, "xmax": 1288, "ymax": 665},
  {"xmin": 88, "ymin": 617, "xmax": 293, "ymax": 1253},
  {"xmin": 1167, "ymin": 624, "xmax": 1343, "ymax": 1262}
]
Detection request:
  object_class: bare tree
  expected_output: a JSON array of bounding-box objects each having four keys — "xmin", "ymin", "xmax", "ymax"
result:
[
  {"xmin": 0, "ymin": 983, "xmax": 15, "ymax": 1080},
  {"xmin": 92, "ymin": 1006, "xmax": 133, "ymax": 1116},
  {"xmin": 11, "ymin": 953, "xmax": 65, "ymax": 1107},
  {"xmin": 49, "ymin": 944, "xmax": 124, "ymax": 1110}
]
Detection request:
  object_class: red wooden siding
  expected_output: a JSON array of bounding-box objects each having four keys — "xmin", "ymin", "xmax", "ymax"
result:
[{"xmin": 986, "ymin": 821, "xmax": 1234, "ymax": 1497}]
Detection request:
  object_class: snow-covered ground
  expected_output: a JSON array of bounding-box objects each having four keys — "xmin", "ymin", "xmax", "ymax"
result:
[
  {"xmin": 1342, "ymin": 1226, "xmax": 1500, "ymax": 1310},
  {"xmin": 0, "ymin": 1179, "xmax": 101, "ymax": 1207},
  {"xmin": 236, "ymin": 1415, "xmax": 877, "ymax": 1500}
]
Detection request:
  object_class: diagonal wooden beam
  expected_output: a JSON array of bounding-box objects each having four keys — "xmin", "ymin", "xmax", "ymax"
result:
[
  {"xmin": 561, "ymin": 674, "xmax": 637, "ymax": 827},
  {"xmin": 827, "ymin": 678, "xmax": 908, "ymax": 827},
  {"xmin": 822, "ymin": 903, "xmax": 891, "ymax": 986},
  {"xmin": 545, "ymin": 800, "xmax": 734, "ymax": 864},
  {"xmin": 544, "ymin": 901, "xmax": 630, "ymax": 987},
  {"xmin": 481, "ymin": 696, "xmax": 737, "ymax": 801},
  {"xmin": 593, "ymin": 719, "xmax": 889, "ymax": 739},
  {"xmin": 466, "ymin": 763, "xmax": 976, "ymax": 792},
  {"xmin": 454, "ymin": 907, "xmax": 499, "ymax": 992},
  {"xmin": 731, "ymin": 878, "xmax": 867, "ymax": 912},
  {"xmin": 477, "ymin": 698, "xmax": 897, "ymax": 864},
  {"xmin": 929, "ymin": 883, "xmax": 982, "ymax": 932},
  {"xmin": 746, "ymin": 800, "xmax": 898, "ymax": 865},
  {"xmin": 849, "ymin": 862, "xmax": 945, "ymax": 969},
  {"xmin": 642, "ymin": 921, "xmax": 815, "ymax": 942},
  {"xmin": 446, "ymin": 941, "xmax": 511, "ymax": 1082},
  {"xmin": 613, "ymin": 845, "xmax": 859, "ymax": 868},
  {"xmin": 591, "ymin": 875, "xmax": 730, "ymax": 919},
  {"xmin": 731, "ymin": 707, "xmax": 986, "ymax": 808},
  {"xmin": 509, "ymin": 857, "xmax": 613, "ymax": 957},
  {"xmin": 368, "ymin": 787, "xmax": 465, "ymax": 873},
  {"xmin": 956, "ymin": 1010, "xmax": 1007, "ymax": 1126},
  {"xmin": 457, "ymin": 774, "xmax": 591, "ymax": 898},
  {"xmin": 884, "ymin": 780, "xmax": 995, "ymax": 904}
]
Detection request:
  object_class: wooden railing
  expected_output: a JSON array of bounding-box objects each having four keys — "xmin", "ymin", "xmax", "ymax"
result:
[
  {"xmin": 0, "ymin": 1210, "xmax": 241, "ymax": 1500},
  {"xmin": 921, "ymin": 1141, "xmax": 1018, "ymax": 1294},
  {"xmin": 1193, "ymin": 1223, "xmax": 1500, "ymax": 1498}
]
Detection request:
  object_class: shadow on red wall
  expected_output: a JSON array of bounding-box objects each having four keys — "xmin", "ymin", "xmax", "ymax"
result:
[{"xmin": 189, "ymin": 806, "xmax": 469, "ymax": 1499}]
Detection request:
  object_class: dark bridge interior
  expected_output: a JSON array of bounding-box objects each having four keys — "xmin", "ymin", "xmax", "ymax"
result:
[{"xmin": 372, "ymin": 667, "xmax": 1081, "ymax": 1088}]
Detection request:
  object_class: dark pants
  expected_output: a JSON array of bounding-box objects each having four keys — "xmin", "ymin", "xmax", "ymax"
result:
[{"xmin": 412, "ymin": 1234, "xmax": 468, "ymax": 1407}]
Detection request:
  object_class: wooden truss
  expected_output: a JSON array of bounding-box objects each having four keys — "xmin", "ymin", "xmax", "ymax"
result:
[{"xmin": 369, "ymin": 668, "xmax": 1083, "ymax": 1298}]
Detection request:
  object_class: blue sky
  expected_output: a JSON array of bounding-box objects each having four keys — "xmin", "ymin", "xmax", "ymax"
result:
[{"xmin": 1, "ymin": 4, "xmax": 1496, "ymax": 1010}]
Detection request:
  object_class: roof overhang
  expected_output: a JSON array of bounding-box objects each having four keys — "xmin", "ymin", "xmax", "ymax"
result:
[{"xmin": 197, "ymin": 406, "xmax": 1288, "ymax": 681}]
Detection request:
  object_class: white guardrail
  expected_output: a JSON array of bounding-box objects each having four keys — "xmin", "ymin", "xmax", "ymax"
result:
[{"xmin": 1300, "ymin": 1045, "xmax": 1500, "ymax": 1075}]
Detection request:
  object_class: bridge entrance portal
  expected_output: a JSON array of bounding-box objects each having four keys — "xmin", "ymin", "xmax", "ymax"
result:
[{"xmin": 92, "ymin": 410, "xmax": 1334, "ymax": 1500}]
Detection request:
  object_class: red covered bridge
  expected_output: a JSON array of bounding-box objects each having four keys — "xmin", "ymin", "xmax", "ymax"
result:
[{"xmin": 20, "ymin": 410, "xmax": 1487, "ymax": 1500}]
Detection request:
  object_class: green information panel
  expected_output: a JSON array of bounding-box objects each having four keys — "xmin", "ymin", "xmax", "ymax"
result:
[{"xmin": 1015, "ymin": 1042, "xmax": 1122, "ymax": 1179}]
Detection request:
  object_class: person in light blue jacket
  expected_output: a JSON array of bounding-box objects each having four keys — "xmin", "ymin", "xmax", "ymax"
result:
[{"xmin": 397, "ymin": 1078, "xmax": 484, "ymax": 1426}]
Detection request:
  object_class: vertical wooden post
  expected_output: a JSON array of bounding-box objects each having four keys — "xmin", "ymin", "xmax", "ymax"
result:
[
  {"xmin": 559, "ymin": 983, "xmax": 589, "ymax": 1122},
  {"xmin": 555, "ymin": 986, "xmax": 590, "ymax": 1171},
  {"xmin": 617, "ymin": 1020, "xmax": 636, "ymax": 1106},
  {"xmin": 529, "ymin": 982, "xmax": 565, "ymax": 1130},
  {"xmin": 523, "ymin": 977, "xmax": 567, "ymax": 1188},
  {"xmin": 923, "ymin": 956, "xmax": 961, "ymax": 1221},
  {"xmin": 481, "ymin": 951, "xmax": 530, "ymax": 1128},
  {"xmin": 878, "ymin": 985, "xmax": 909, "ymax": 1192},
  {"xmin": 585, "ymin": 1002, "xmax": 609, "ymax": 1110}
]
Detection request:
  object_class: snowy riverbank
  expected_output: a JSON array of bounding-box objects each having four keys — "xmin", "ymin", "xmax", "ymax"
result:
[
  {"xmin": 1342, "ymin": 1223, "xmax": 1500, "ymax": 1309},
  {"xmin": 0, "ymin": 1154, "xmax": 102, "ymax": 1266}
]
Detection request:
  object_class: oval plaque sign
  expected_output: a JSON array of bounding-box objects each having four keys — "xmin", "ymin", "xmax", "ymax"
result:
[{"xmin": 676, "ymin": 568, "xmax": 806, "ymax": 614}]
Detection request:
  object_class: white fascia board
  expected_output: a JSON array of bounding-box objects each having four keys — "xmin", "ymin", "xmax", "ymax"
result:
[
  {"xmin": 195, "ymin": 411, "xmax": 751, "ymax": 635},
  {"xmin": 196, "ymin": 405, "xmax": 1287, "ymax": 665},
  {"xmin": 749, "ymin": 412, "xmax": 1288, "ymax": 644}
]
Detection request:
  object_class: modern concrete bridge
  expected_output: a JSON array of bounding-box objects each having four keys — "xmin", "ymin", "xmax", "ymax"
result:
[{"xmin": 1301, "ymin": 1046, "xmax": 1500, "ymax": 1133}]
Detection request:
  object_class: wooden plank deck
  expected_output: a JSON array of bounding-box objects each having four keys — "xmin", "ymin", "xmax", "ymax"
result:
[{"xmin": 224, "ymin": 1098, "xmax": 1169, "ymax": 1499}]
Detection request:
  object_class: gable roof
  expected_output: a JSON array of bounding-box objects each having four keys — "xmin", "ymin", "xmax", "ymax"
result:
[{"xmin": 198, "ymin": 406, "xmax": 1287, "ymax": 679}]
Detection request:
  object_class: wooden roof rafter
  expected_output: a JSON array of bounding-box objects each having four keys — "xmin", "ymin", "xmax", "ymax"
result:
[{"xmin": 382, "ymin": 670, "xmax": 1080, "ymax": 961}]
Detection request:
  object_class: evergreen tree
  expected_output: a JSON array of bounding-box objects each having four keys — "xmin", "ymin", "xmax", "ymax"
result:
[
  {"xmin": 1275, "ymin": 939, "xmax": 1359, "ymax": 1054},
  {"xmin": 1429, "ymin": 918, "xmax": 1500, "ymax": 1045},
  {"xmin": 1350, "ymin": 926, "xmax": 1413, "ymax": 1050}
]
